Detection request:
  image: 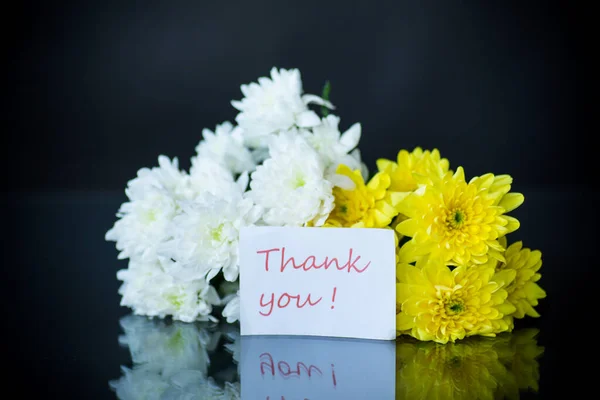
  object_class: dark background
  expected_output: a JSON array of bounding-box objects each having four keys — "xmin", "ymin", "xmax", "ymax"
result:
[
  {"xmin": 8, "ymin": 0, "xmax": 589, "ymax": 192},
  {"xmin": 6, "ymin": 1, "xmax": 593, "ymax": 398}
]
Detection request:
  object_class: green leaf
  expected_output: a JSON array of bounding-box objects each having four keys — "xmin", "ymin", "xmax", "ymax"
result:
[{"xmin": 321, "ymin": 80, "xmax": 331, "ymax": 117}]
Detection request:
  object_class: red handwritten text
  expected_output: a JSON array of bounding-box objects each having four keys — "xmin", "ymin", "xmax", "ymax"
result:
[
  {"xmin": 256, "ymin": 247, "xmax": 371, "ymax": 274},
  {"xmin": 259, "ymin": 292, "xmax": 322, "ymax": 317}
]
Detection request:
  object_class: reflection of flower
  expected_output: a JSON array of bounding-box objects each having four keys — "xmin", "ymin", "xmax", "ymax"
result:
[
  {"xmin": 397, "ymin": 259, "xmax": 516, "ymax": 343},
  {"xmin": 493, "ymin": 329, "xmax": 545, "ymax": 399},
  {"xmin": 396, "ymin": 167, "xmax": 524, "ymax": 266},
  {"xmin": 396, "ymin": 329, "xmax": 544, "ymax": 400},
  {"xmin": 110, "ymin": 315, "xmax": 240, "ymax": 399}
]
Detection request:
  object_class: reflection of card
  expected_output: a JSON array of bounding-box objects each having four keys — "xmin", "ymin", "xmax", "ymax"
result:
[
  {"xmin": 240, "ymin": 335, "xmax": 395, "ymax": 399},
  {"xmin": 239, "ymin": 227, "xmax": 396, "ymax": 340}
]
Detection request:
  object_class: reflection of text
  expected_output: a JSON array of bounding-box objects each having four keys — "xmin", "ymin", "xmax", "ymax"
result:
[
  {"xmin": 266, "ymin": 397, "xmax": 310, "ymax": 400},
  {"xmin": 259, "ymin": 352, "xmax": 337, "ymax": 388}
]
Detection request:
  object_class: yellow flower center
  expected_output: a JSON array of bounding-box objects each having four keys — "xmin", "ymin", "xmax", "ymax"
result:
[
  {"xmin": 448, "ymin": 209, "xmax": 466, "ymax": 229},
  {"xmin": 331, "ymin": 187, "xmax": 370, "ymax": 225},
  {"xmin": 167, "ymin": 293, "xmax": 184, "ymax": 309},
  {"xmin": 143, "ymin": 208, "xmax": 157, "ymax": 224},
  {"xmin": 447, "ymin": 301, "xmax": 465, "ymax": 314},
  {"xmin": 293, "ymin": 174, "xmax": 306, "ymax": 189},
  {"xmin": 211, "ymin": 224, "xmax": 224, "ymax": 242},
  {"xmin": 433, "ymin": 286, "xmax": 468, "ymax": 320}
]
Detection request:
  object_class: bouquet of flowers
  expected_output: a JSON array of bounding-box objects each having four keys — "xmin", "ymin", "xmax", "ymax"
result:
[{"xmin": 106, "ymin": 67, "xmax": 546, "ymax": 343}]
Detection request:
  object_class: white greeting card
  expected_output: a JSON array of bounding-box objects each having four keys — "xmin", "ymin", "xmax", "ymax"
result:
[{"xmin": 239, "ymin": 227, "xmax": 396, "ymax": 340}]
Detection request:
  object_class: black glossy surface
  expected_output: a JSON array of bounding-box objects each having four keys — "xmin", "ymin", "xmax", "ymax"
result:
[{"xmin": 7, "ymin": 189, "xmax": 591, "ymax": 398}]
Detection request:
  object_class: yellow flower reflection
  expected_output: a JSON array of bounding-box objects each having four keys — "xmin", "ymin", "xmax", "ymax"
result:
[{"xmin": 396, "ymin": 329, "xmax": 544, "ymax": 400}]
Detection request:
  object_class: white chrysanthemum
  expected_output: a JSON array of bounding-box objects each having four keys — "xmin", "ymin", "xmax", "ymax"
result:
[
  {"xmin": 222, "ymin": 293, "xmax": 240, "ymax": 324},
  {"xmin": 117, "ymin": 315, "xmax": 213, "ymax": 378},
  {"xmin": 189, "ymin": 157, "xmax": 249, "ymax": 199},
  {"xmin": 303, "ymin": 114, "xmax": 368, "ymax": 180},
  {"xmin": 117, "ymin": 260, "xmax": 220, "ymax": 322},
  {"xmin": 106, "ymin": 156, "xmax": 190, "ymax": 262},
  {"xmin": 160, "ymin": 192, "xmax": 262, "ymax": 283},
  {"xmin": 127, "ymin": 155, "xmax": 194, "ymax": 201},
  {"xmin": 193, "ymin": 122, "xmax": 256, "ymax": 174},
  {"xmin": 231, "ymin": 67, "xmax": 334, "ymax": 148},
  {"xmin": 348, "ymin": 148, "xmax": 369, "ymax": 181},
  {"xmin": 247, "ymin": 131, "xmax": 334, "ymax": 226}
]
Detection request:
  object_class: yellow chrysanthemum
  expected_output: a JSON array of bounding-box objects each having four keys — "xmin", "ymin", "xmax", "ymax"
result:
[
  {"xmin": 396, "ymin": 166, "xmax": 524, "ymax": 266},
  {"xmin": 377, "ymin": 147, "xmax": 450, "ymax": 192},
  {"xmin": 494, "ymin": 239, "xmax": 546, "ymax": 330},
  {"xmin": 396, "ymin": 330, "xmax": 543, "ymax": 400},
  {"xmin": 396, "ymin": 258, "xmax": 516, "ymax": 344},
  {"xmin": 325, "ymin": 164, "xmax": 402, "ymax": 228}
]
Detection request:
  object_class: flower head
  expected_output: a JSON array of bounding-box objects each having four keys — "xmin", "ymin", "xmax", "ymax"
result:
[
  {"xmin": 193, "ymin": 121, "xmax": 256, "ymax": 174},
  {"xmin": 377, "ymin": 147, "xmax": 450, "ymax": 192},
  {"xmin": 303, "ymin": 115, "xmax": 367, "ymax": 179},
  {"xmin": 105, "ymin": 156, "xmax": 188, "ymax": 262},
  {"xmin": 160, "ymin": 192, "xmax": 262, "ymax": 283},
  {"xmin": 247, "ymin": 131, "xmax": 334, "ymax": 226},
  {"xmin": 117, "ymin": 260, "xmax": 220, "ymax": 323},
  {"xmin": 231, "ymin": 67, "xmax": 333, "ymax": 148},
  {"xmin": 396, "ymin": 167, "xmax": 524, "ymax": 266},
  {"xmin": 396, "ymin": 259, "xmax": 517, "ymax": 343},
  {"xmin": 189, "ymin": 157, "xmax": 248, "ymax": 199},
  {"xmin": 494, "ymin": 240, "xmax": 546, "ymax": 329},
  {"xmin": 325, "ymin": 164, "xmax": 401, "ymax": 228}
]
